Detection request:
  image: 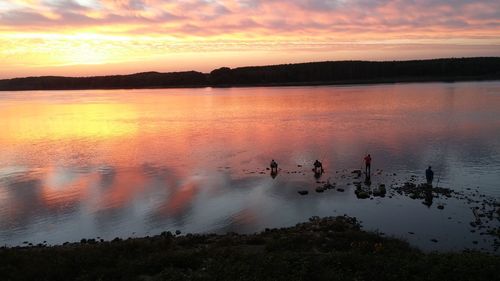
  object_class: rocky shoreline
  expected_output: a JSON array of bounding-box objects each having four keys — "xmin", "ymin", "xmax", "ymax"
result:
[
  {"xmin": 285, "ymin": 167, "xmax": 500, "ymax": 252},
  {"xmin": 1, "ymin": 215, "xmax": 500, "ymax": 281},
  {"xmin": 0, "ymin": 216, "xmax": 500, "ymax": 281}
]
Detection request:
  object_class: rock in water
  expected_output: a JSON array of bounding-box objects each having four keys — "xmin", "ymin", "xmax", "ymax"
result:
[
  {"xmin": 315, "ymin": 187, "xmax": 325, "ymax": 193},
  {"xmin": 373, "ymin": 185, "xmax": 387, "ymax": 197},
  {"xmin": 324, "ymin": 182, "xmax": 335, "ymax": 189},
  {"xmin": 351, "ymin": 169, "xmax": 362, "ymax": 178},
  {"xmin": 355, "ymin": 190, "xmax": 370, "ymax": 199},
  {"xmin": 298, "ymin": 190, "xmax": 309, "ymax": 195}
]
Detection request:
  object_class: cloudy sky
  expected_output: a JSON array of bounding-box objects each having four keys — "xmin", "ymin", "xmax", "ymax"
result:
[{"xmin": 1, "ymin": 0, "xmax": 499, "ymax": 78}]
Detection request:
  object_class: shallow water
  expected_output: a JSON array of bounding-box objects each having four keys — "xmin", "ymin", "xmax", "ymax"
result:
[{"xmin": 0, "ymin": 82, "xmax": 499, "ymax": 251}]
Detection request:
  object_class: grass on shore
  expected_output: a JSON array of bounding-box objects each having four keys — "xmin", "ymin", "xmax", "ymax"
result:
[{"xmin": 1, "ymin": 216, "xmax": 499, "ymax": 281}]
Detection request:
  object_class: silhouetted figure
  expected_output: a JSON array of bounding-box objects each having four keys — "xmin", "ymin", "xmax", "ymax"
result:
[
  {"xmin": 270, "ymin": 159, "xmax": 278, "ymax": 174},
  {"xmin": 313, "ymin": 160, "xmax": 324, "ymax": 174},
  {"xmin": 364, "ymin": 154, "xmax": 372, "ymax": 176},
  {"xmin": 426, "ymin": 166, "xmax": 434, "ymax": 185},
  {"xmin": 270, "ymin": 170, "xmax": 277, "ymax": 179}
]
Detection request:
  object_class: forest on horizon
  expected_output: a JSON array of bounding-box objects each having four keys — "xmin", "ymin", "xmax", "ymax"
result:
[{"xmin": 1, "ymin": 57, "xmax": 499, "ymax": 91}]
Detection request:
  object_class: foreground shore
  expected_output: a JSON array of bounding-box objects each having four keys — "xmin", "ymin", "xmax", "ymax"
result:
[{"xmin": 1, "ymin": 216, "xmax": 499, "ymax": 281}]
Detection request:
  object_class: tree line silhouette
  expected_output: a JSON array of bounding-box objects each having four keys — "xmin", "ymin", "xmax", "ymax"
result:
[{"xmin": 1, "ymin": 57, "xmax": 499, "ymax": 91}]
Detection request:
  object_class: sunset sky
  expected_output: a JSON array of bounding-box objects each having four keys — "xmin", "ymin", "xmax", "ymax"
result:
[{"xmin": 1, "ymin": 0, "xmax": 499, "ymax": 78}]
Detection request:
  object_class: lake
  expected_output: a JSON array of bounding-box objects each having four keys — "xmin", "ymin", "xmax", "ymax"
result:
[{"xmin": 0, "ymin": 81, "xmax": 499, "ymax": 252}]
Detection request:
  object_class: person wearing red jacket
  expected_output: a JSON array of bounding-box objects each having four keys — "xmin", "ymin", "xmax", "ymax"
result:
[{"xmin": 364, "ymin": 154, "xmax": 372, "ymax": 176}]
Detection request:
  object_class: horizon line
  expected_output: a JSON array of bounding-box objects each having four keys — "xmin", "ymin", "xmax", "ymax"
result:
[{"xmin": 3, "ymin": 56, "xmax": 498, "ymax": 81}]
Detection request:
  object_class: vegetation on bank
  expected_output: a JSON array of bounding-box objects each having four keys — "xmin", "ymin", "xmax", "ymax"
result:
[
  {"xmin": 1, "ymin": 216, "xmax": 499, "ymax": 281},
  {"xmin": 0, "ymin": 57, "xmax": 499, "ymax": 91}
]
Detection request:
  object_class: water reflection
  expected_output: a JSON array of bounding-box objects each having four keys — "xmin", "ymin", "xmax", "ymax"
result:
[{"xmin": 0, "ymin": 82, "xmax": 499, "ymax": 251}]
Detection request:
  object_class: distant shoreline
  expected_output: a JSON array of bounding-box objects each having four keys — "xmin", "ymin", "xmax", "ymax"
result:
[
  {"xmin": 2, "ymin": 76, "xmax": 499, "ymax": 92},
  {"xmin": 205, "ymin": 75, "xmax": 500, "ymax": 89},
  {"xmin": 1, "ymin": 57, "xmax": 499, "ymax": 91}
]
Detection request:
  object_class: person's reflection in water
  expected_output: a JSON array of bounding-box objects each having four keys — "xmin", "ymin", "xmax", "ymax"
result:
[
  {"xmin": 426, "ymin": 166, "xmax": 434, "ymax": 186},
  {"xmin": 364, "ymin": 174, "xmax": 371, "ymax": 186},
  {"xmin": 423, "ymin": 184, "xmax": 433, "ymax": 207}
]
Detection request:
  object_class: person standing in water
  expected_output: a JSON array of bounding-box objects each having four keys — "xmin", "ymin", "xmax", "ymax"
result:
[
  {"xmin": 270, "ymin": 159, "xmax": 278, "ymax": 173},
  {"xmin": 364, "ymin": 154, "xmax": 372, "ymax": 176},
  {"xmin": 313, "ymin": 160, "xmax": 323, "ymax": 174},
  {"xmin": 426, "ymin": 166, "xmax": 434, "ymax": 185}
]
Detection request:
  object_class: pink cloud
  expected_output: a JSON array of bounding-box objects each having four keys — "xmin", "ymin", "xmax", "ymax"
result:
[{"xmin": 0, "ymin": 0, "xmax": 497, "ymax": 37}]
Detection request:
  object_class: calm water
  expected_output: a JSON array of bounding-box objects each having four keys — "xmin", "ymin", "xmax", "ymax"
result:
[{"xmin": 0, "ymin": 82, "xmax": 499, "ymax": 252}]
